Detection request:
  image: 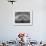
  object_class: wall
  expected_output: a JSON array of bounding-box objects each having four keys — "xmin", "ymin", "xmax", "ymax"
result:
[{"xmin": 0, "ymin": 0, "xmax": 46, "ymax": 41}]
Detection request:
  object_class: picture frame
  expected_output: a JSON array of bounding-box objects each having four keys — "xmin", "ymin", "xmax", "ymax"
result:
[{"xmin": 14, "ymin": 10, "xmax": 33, "ymax": 26}]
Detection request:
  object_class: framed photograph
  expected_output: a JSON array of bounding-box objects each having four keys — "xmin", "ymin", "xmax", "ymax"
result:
[{"xmin": 14, "ymin": 10, "xmax": 33, "ymax": 26}]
